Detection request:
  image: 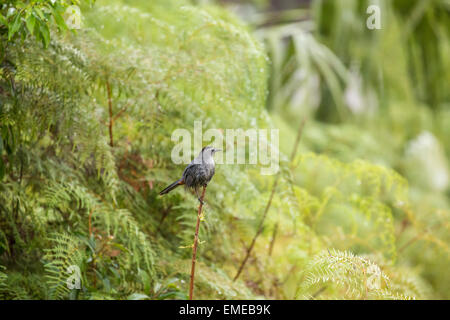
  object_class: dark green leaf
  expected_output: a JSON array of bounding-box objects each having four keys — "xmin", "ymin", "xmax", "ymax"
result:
[
  {"xmin": 0, "ymin": 158, "xmax": 4, "ymax": 180},
  {"xmin": 8, "ymin": 14, "xmax": 22, "ymax": 40}
]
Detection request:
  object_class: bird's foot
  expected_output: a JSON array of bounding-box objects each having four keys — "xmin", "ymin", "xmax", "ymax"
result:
[{"xmin": 198, "ymin": 197, "xmax": 205, "ymax": 205}]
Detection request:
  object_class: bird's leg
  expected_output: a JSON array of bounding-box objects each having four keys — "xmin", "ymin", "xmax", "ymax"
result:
[{"xmin": 196, "ymin": 188, "xmax": 205, "ymax": 205}]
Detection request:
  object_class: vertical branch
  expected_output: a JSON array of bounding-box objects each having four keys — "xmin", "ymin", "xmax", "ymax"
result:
[
  {"xmin": 189, "ymin": 185, "xmax": 207, "ymax": 300},
  {"xmin": 289, "ymin": 119, "xmax": 306, "ymax": 163},
  {"xmin": 268, "ymin": 221, "xmax": 278, "ymax": 257},
  {"xmin": 87, "ymin": 208, "xmax": 97, "ymax": 288},
  {"xmin": 233, "ymin": 119, "xmax": 306, "ymax": 282},
  {"xmin": 267, "ymin": 119, "xmax": 306, "ymax": 255},
  {"xmin": 106, "ymin": 80, "xmax": 114, "ymax": 147},
  {"xmin": 88, "ymin": 209, "xmax": 94, "ymax": 238},
  {"xmin": 233, "ymin": 178, "xmax": 278, "ymax": 281}
]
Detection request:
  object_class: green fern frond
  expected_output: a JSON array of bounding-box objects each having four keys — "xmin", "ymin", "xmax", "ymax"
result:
[
  {"xmin": 43, "ymin": 233, "xmax": 86, "ymax": 300},
  {"xmin": 298, "ymin": 249, "xmax": 412, "ymax": 300}
]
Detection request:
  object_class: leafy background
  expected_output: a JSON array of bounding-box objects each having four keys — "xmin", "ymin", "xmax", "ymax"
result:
[{"xmin": 0, "ymin": 0, "xmax": 448, "ymax": 299}]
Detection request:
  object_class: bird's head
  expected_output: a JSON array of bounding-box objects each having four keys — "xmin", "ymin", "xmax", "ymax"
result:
[{"xmin": 201, "ymin": 146, "xmax": 222, "ymax": 157}]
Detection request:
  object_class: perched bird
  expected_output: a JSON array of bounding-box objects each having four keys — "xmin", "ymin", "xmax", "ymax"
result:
[{"xmin": 159, "ymin": 146, "xmax": 221, "ymax": 203}]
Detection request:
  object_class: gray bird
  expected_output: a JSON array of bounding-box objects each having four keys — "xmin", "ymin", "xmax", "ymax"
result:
[{"xmin": 159, "ymin": 146, "xmax": 221, "ymax": 203}]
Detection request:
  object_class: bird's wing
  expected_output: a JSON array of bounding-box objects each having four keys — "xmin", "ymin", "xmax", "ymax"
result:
[{"xmin": 182, "ymin": 163, "xmax": 199, "ymax": 187}]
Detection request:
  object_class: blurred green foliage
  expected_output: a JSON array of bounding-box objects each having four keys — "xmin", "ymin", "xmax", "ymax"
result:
[{"xmin": 0, "ymin": 0, "xmax": 448, "ymax": 299}]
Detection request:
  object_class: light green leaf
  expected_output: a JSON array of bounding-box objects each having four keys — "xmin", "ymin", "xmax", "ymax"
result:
[
  {"xmin": 34, "ymin": 8, "xmax": 45, "ymax": 21},
  {"xmin": 127, "ymin": 293, "xmax": 149, "ymax": 300},
  {"xmin": 39, "ymin": 23, "xmax": 50, "ymax": 48},
  {"xmin": 52, "ymin": 8, "xmax": 68, "ymax": 31},
  {"xmin": 26, "ymin": 13, "xmax": 36, "ymax": 34},
  {"xmin": 0, "ymin": 14, "xmax": 7, "ymax": 26}
]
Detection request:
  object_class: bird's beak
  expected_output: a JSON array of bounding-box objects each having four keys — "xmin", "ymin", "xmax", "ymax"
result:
[{"xmin": 214, "ymin": 148, "xmax": 222, "ymax": 153}]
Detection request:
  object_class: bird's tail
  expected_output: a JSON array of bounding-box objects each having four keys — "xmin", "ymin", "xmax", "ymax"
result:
[{"xmin": 159, "ymin": 179, "xmax": 184, "ymax": 195}]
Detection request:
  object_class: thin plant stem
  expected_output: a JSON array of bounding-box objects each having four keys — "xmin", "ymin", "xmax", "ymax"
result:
[
  {"xmin": 268, "ymin": 221, "xmax": 278, "ymax": 257},
  {"xmin": 189, "ymin": 185, "xmax": 207, "ymax": 300},
  {"xmin": 233, "ymin": 178, "xmax": 279, "ymax": 281},
  {"xmin": 106, "ymin": 80, "xmax": 114, "ymax": 147},
  {"xmin": 233, "ymin": 119, "xmax": 306, "ymax": 282}
]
